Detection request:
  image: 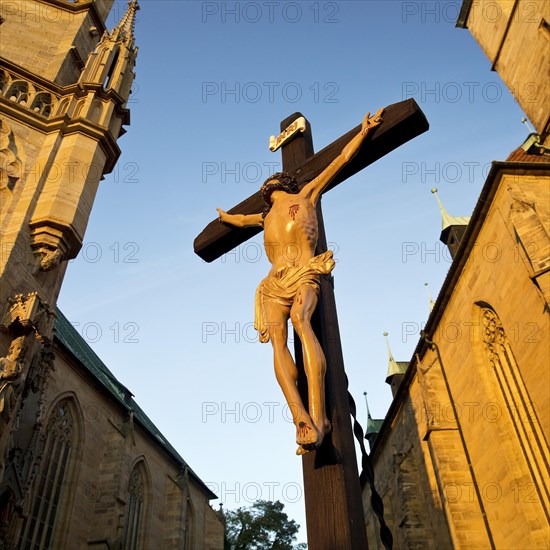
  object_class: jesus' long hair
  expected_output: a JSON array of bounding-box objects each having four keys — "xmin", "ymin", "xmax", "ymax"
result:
[{"xmin": 260, "ymin": 172, "xmax": 299, "ymax": 218}]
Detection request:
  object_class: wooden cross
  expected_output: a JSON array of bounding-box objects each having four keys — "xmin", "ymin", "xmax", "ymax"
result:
[{"xmin": 194, "ymin": 99, "xmax": 428, "ymax": 549}]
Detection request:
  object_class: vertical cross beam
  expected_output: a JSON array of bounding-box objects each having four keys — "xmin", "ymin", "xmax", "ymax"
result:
[
  {"xmin": 195, "ymin": 100, "xmax": 429, "ymax": 547},
  {"xmin": 277, "ymin": 113, "xmax": 368, "ymax": 549}
]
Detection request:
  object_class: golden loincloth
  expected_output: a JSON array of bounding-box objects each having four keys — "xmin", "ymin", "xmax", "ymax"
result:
[{"xmin": 254, "ymin": 251, "xmax": 335, "ymax": 343}]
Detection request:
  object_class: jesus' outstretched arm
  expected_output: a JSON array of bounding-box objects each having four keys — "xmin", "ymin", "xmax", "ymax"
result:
[
  {"xmin": 303, "ymin": 108, "xmax": 384, "ymax": 205},
  {"xmin": 216, "ymin": 208, "xmax": 264, "ymax": 228}
]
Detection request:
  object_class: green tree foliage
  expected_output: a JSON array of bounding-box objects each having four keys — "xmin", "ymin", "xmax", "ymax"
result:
[{"xmin": 223, "ymin": 500, "xmax": 306, "ymax": 550}]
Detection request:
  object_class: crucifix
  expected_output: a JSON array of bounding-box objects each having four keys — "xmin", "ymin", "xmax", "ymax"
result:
[{"xmin": 194, "ymin": 98, "xmax": 428, "ymax": 549}]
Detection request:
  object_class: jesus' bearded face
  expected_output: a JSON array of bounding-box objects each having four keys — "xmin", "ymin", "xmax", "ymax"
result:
[{"xmin": 260, "ymin": 172, "xmax": 299, "ymax": 205}]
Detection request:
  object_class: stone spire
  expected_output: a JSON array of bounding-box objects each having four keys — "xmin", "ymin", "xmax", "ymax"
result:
[
  {"xmin": 110, "ymin": 0, "xmax": 140, "ymax": 48},
  {"xmin": 424, "ymin": 282, "xmax": 435, "ymax": 312},
  {"xmin": 431, "ymin": 188, "xmax": 470, "ymax": 259},
  {"xmin": 29, "ymin": 1, "xmax": 140, "ymax": 276},
  {"xmin": 384, "ymin": 332, "xmax": 407, "ymax": 398},
  {"xmin": 79, "ymin": 0, "xmax": 139, "ymax": 99}
]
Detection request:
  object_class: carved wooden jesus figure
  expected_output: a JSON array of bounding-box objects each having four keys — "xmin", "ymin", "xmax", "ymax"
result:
[{"xmin": 217, "ymin": 110, "xmax": 383, "ymax": 454}]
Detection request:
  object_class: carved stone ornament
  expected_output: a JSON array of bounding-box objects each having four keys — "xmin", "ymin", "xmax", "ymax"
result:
[
  {"xmin": 29, "ymin": 224, "xmax": 70, "ymax": 272},
  {"xmin": 1, "ymin": 292, "xmax": 55, "ymax": 341},
  {"xmin": 481, "ymin": 307, "xmax": 506, "ymax": 369},
  {"xmin": 24, "ymin": 338, "xmax": 55, "ymax": 403},
  {"xmin": 509, "ymin": 197, "xmax": 535, "ymax": 215},
  {"xmin": 0, "ymin": 336, "xmax": 27, "ymax": 419},
  {"xmin": 482, "ymin": 308, "xmax": 505, "ymax": 346},
  {"xmin": 34, "ymin": 247, "xmax": 64, "ymax": 272},
  {"xmin": 0, "ymin": 118, "xmax": 24, "ymax": 193},
  {"xmin": 0, "ymin": 338, "xmax": 56, "ymax": 533}
]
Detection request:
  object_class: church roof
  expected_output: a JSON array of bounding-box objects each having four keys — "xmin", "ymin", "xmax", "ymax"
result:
[
  {"xmin": 386, "ymin": 357, "xmax": 407, "ymax": 381},
  {"xmin": 506, "ymin": 135, "xmax": 550, "ymax": 162},
  {"xmin": 363, "ymin": 391, "xmax": 384, "ymax": 438},
  {"xmin": 431, "ymin": 188, "xmax": 470, "ymax": 230},
  {"xmin": 54, "ymin": 309, "xmax": 217, "ymax": 500},
  {"xmin": 55, "ymin": 309, "xmax": 132, "ymax": 405},
  {"xmin": 384, "ymin": 333, "xmax": 408, "ymax": 383},
  {"xmin": 366, "ymin": 416, "xmax": 384, "ymax": 436}
]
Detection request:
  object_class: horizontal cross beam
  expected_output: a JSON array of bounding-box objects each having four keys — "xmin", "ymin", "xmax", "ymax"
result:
[{"xmin": 194, "ymin": 98, "xmax": 428, "ymax": 262}]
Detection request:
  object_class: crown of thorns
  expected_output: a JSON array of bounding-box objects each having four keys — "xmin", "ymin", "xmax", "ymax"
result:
[{"xmin": 260, "ymin": 172, "xmax": 299, "ymax": 204}]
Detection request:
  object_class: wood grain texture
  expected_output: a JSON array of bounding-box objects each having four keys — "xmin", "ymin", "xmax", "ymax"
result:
[
  {"xmin": 279, "ymin": 118, "xmax": 368, "ymax": 549},
  {"xmin": 194, "ymin": 98, "xmax": 428, "ymax": 262}
]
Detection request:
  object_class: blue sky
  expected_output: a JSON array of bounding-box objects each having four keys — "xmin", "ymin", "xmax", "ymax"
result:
[{"xmin": 57, "ymin": 1, "xmax": 529, "ymax": 543}]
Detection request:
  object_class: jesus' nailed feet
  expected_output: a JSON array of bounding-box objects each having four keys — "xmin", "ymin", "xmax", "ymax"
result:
[{"xmin": 296, "ymin": 418, "xmax": 332, "ymax": 456}]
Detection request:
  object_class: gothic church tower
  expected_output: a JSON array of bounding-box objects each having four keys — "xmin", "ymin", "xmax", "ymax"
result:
[{"xmin": 0, "ymin": 0, "xmax": 139, "ymax": 488}]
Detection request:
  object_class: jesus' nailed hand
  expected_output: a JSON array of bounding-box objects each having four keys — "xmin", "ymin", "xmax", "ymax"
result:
[{"xmin": 217, "ymin": 109, "xmax": 384, "ymax": 455}]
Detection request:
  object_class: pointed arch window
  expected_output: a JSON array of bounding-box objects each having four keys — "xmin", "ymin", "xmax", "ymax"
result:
[
  {"xmin": 18, "ymin": 400, "xmax": 74, "ymax": 549},
  {"xmin": 0, "ymin": 488, "xmax": 15, "ymax": 541},
  {"xmin": 104, "ymin": 50, "xmax": 120, "ymax": 89},
  {"xmin": 7, "ymin": 81, "xmax": 29, "ymax": 106},
  {"xmin": 121, "ymin": 464, "xmax": 145, "ymax": 550},
  {"xmin": 184, "ymin": 499, "xmax": 195, "ymax": 550},
  {"xmin": 30, "ymin": 93, "xmax": 54, "ymax": 118},
  {"xmin": 479, "ymin": 305, "xmax": 550, "ymax": 518}
]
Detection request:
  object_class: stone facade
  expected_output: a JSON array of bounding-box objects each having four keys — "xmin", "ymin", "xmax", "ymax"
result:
[
  {"xmin": 0, "ymin": 310, "xmax": 224, "ymax": 548},
  {"xmin": 364, "ymin": 162, "xmax": 550, "ymax": 549},
  {"xmin": 457, "ymin": 0, "xmax": 550, "ymax": 140},
  {"xmin": 363, "ymin": 6, "xmax": 550, "ymax": 547},
  {"xmin": 0, "ymin": 1, "xmax": 223, "ymax": 548}
]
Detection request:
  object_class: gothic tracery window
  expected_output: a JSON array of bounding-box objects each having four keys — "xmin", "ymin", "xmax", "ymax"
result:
[
  {"xmin": 184, "ymin": 499, "xmax": 196, "ymax": 550},
  {"xmin": 30, "ymin": 93, "xmax": 54, "ymax": 118},
  {"xmin": 7, "ymin": 81, "xmax": 30, "ymax": 106},
  {"xmin": 0, "ymin": 71, "xmax": 9, "ymax": 95},
  {"xmin": 18, "ymin": 400, "xmax": 75, "ymax": 549},
  {"xmin": 121, "ymin": 463, "xmax": 146, "ymax": 550},
  {"xmin": 480, "ymin": 305, "xmax": 550, "ymax": 517}
]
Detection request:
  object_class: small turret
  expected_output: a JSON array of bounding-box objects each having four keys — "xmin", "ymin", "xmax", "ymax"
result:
[
  {"xmin": 384, "ymin": 332, "xmax": 407, "ymax": 398},
  {"xmin": 79, "ymin": 0, "xmax": 139, "ymax": 101},
  {"xmin": 431, "ymin": 188, "xmax": 470, "ymax": 259},
  {"xmin": 27, "ymin": 1, "xmax": 140, "ymax": 272}
]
